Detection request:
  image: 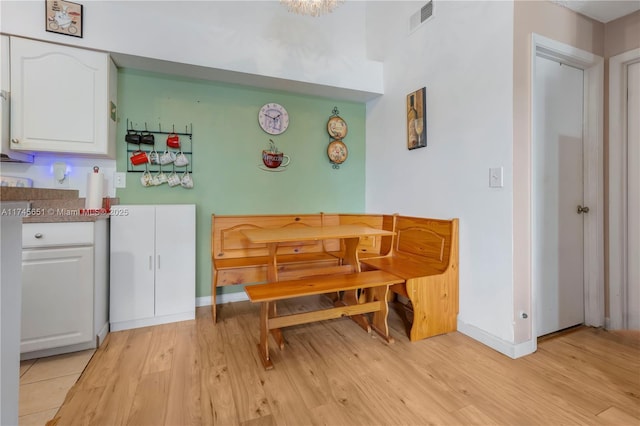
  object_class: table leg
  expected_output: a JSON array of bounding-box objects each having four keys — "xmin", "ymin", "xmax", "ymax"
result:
[
  {"xmin": 264, "ymin": 242, "xmax": 285, "ymax": 349},
  {"xmin": 269, "ymin": 302, "xmax": 285, "ymax": 350},
  {"xmin": 266, "ymin": 242, "xmax": 278, "ymax": 282},
  {"xmin": 337, "ymin": 237, "xmax": 371, "ymax": 332},
  {"xmin": 369, "ymin": 286, "xmax": 394, "ymax": 344},
  {"xmin": 342, "ymin": 237, "xmax": 361, "ymax": 272},
  {"xmin": 258, "ymin": 302, "xmax": 274, "ymax": 370}
]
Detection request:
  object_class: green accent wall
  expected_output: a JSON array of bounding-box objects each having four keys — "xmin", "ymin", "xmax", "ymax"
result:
[{"xmin": 115, "ymin": 69, "xmax": 366, "ymax": 298}]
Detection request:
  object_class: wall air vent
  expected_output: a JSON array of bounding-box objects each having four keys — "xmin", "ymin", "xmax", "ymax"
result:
[{"xmin": 409, "ymin": 1, "xmax": 434, "ymax": 34}]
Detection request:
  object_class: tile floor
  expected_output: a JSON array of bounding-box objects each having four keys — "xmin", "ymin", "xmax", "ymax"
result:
[{"xmin": 18, "ymin": 349, "xmax": 95, "ymax": 426}]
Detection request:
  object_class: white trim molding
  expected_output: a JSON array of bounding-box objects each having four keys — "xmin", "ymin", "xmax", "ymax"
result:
[
  {"xmin": 458, "ymin": 319, "xmax": 536, "ymax": 359},
  {"xmin": 530, "ymin": 34, "xmax": 605, "ymax": 336},
  {"xmin": 608, "ymin": 48, "xmax": 640, "ymax": 330},
  {"xmin": 196, "ymin": 291, "xmax": 249, "ymax": 308}
]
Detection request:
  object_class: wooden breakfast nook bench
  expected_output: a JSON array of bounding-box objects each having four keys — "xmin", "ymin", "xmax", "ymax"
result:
[
  {"xmin": 211, "ymin": 213, "xmax": 395, "ymax": 322},
  {"xmin": 211, "ymin": 213, "xmax": 343, "ymax": 322},
  {"xmin": 245, "ymin": 270, "xmax": 405, "ymax": 370},
  {"xmin": 211, "ymin": 213, "xmax": 459, "ymax": 346},
  {"xmin": 360, "ymin": 216, "xmax": 459, "ymax": 342}
]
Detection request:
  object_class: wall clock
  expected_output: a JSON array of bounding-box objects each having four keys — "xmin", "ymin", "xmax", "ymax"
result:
[{"xmin": 258, "ymin": 103, "xmax": 289, "ymax": 135}]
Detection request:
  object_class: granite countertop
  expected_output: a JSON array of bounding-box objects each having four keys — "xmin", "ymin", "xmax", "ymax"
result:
[
  {"xmin": 0, "ymin": 188, "xmax": 117, "ymax": 223},
  {"xmin": 0, "ymin": 187, "xmax": 80, "ymax": 201}
]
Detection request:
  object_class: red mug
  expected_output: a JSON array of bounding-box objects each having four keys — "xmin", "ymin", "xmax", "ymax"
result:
[
  {"xmin": 130, "ymin": 150, "xmax": 149, "ymax": 165},
  {"xmin": 167, "ymin": 134, "xmax": 180, "ymax": 148}
]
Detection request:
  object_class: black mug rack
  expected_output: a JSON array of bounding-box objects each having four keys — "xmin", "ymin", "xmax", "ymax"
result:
[{"xmin": 125, "ymin": 119, "xmax": 194, "ymax": 174}]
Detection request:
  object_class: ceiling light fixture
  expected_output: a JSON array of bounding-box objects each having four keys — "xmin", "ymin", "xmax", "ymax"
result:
[{"xmin": 280, "ymin": 0, "xmax": 344, "ymax": 17}]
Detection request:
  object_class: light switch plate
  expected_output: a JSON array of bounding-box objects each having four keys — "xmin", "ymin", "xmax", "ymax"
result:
[
  {"xmin": 489, "ymin": 167, "xmax": 503, "ymax": 188},
  {"xmin": 114, "ymin": 172, "xmax": 126, "ymax": 188}
]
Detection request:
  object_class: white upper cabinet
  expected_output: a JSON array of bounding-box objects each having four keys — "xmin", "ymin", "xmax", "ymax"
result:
[{"xmin": 9, "ymin": 37, "xmax": 117, "ymax": 157}]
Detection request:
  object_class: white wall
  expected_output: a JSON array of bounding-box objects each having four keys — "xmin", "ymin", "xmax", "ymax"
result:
[
  {"xmin": 1, "ymin": 156, "xmax": 116, "ymax": 197},
  {"xmin": 365, "ymin": 1, "xmax": 520, "ymax": 353},
  {"xmin": 0, "ymin": 0, "xmax": 378, "ymax": 195},
  {"xmin": 0, "ymin": 0, "xmax": 382, "ymax": 98}
]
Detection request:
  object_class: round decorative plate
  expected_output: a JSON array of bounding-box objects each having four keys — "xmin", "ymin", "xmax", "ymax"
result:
[
  {"xmin": 327, "ymin": 139, "xmax": 348, "ymax": 164},
  {"xmin": 327, "ymin": 116, "xmax": 348, "ymax": 139}
]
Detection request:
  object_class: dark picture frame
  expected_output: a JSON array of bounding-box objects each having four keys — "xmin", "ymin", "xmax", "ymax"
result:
[
  {"xmin": 407, "ymin": 87, "xmax": 426, "ymax": 150},
  {"xmin": 45, "ymin": 0, "xmax": 83, "ymax": 38}
]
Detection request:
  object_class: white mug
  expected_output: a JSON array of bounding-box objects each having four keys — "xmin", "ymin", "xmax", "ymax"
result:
[
  {"xmin": 159, "ymin": 150, "xmax": 176, "ymax": 165},
  {"xmin": 181, "ymin": 171, "xmax": 194, "ymax": 189},
  {"xmin": 153, "ymin": 170, "xmax": 168, "ymax": 185},
  {"xmin": 140, "ymin": 170, "xmax": 153, "ymax": 187},
  {"xmin": 175, "ymin": 152, "xmax": 189, "ymax": 167},
  {"xmin": 167, "ymin": 171, "xmax": 181, "ymax": 187},
  {"xmin": 149, "ymin": 150, "xmax": 159, "ymax": 165}
]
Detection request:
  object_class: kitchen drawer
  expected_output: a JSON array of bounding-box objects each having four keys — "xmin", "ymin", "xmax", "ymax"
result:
[{"xmin": 22, "ymin": 222, "xmax": 93, "ymax": 248}]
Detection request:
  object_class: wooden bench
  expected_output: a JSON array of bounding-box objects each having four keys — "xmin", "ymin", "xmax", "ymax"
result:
[
  {"xmin": 211, "ymin": 213, "xmax": 392, "ymax": 322},
  {"xmin": 245, "ymin": 270, "xmax": 405, "ymax": 369},
  {"xmin": 361, "ymin": 216, "xmax": 459, "ymax": 342},
  {"xmin": 211, "ymin": 213, "xmax": 343, "ymax": 322}
]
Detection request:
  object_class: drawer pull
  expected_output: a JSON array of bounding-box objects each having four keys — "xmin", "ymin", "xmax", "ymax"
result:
[{"xmin": 34, "ymin": 233, "xmax": 43, "ymax": 239}]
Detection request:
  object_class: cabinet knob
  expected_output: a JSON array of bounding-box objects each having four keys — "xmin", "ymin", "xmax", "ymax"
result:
[
  {"xmin": 35, "ymin": 233, "xmax": 43, "ymax": 239},
  {"xmin": 11, "ymin": 138, "xmax": 19, "ymax": 144}
]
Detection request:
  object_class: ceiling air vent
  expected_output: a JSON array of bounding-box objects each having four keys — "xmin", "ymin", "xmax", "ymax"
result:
[{"xmin": 409, "ymin": 1, "xmax": 434, "ymax": 34}]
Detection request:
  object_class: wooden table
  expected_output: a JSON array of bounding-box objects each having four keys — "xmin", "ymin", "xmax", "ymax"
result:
[
  {"xmin": 242, "ymin": 224, "xmax": 396, "ymax": 335},
  {"xmin": 241, "ymin": 224, "xmax": 396, "ymax": 281}
]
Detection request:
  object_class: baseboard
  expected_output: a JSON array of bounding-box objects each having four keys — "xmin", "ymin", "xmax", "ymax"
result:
[
  {"xmin": 110, "ymin": 311, "xmax": 195, "ymax": 332},
  {"xmin": 196, "ymin": 292, "xmax": 249, "ymax": 307},
  {"xmin": 96, "ymin": 322, "xmax": 109, "ymax": 347},
  {"xmin": 196, "ymin": 296, "xmax": 212, "ymax": 307},
  {"xmin": 457, "ymin": 319, "xmax": 536, "ymax": 359},
  {"xmin": 20, "ymin": 340, "xmax": 96, "ymax": 361}
]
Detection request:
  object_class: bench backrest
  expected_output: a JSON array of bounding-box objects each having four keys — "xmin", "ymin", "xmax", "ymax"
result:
[
  {"xmin": 212, "ymin": 214, "xmax": 339, "ymax": 260},
  {"xmin": 392, "ymin": 216, "xmax": 458, "ymax": 274}
]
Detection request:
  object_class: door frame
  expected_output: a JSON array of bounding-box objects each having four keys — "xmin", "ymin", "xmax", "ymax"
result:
[
  {"xmin": 530, "ymin": 34, "xmax": 604, "ymax": 337},
  {"xmin": 608, "ymin": 48, "xmax": 640, "ymax": 329}
]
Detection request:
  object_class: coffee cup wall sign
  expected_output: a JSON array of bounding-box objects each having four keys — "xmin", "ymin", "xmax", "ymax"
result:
[{"xmin": 259, "ymin": 139, "xmax": 290, "ymax": 172}]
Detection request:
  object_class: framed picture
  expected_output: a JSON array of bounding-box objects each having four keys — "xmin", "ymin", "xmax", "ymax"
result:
[
  {"xmin": 407, "ymin": 87, "xmax": 426, "ymax": 150},
  {"xmin": 45, "ymin": 0, "xmax": 83, "ymax": 38}
]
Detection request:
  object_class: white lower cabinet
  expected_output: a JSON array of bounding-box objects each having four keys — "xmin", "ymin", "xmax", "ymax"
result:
[
  {"xmin": 21, "ymin": 246, "xmax": 93, "ymax": 352},
  {"xmin": 110, "ymin": 205, "xmax": 195, "ymax": 331},
  {"xmin": 20, "ymin": 220, "xmax": 109, "ymax": 359}
]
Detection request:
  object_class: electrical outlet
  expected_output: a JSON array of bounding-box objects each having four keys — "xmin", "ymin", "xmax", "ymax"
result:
[
  {"xmin": 53, "ymin": 175, "xmax": 69, "ymax": 188},
  {"xmin": 114, "ymin": 172, "xmax": 126, "ymax": 188},
  {"xmin": 489, "ymin": 167, "xmax": 503, "ymax": 188}
]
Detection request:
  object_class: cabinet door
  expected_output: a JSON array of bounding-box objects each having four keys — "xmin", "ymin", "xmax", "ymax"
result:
[
  {"xmin": 9, "ymin": 37, "xmax": 113, "ymax": 156},
  {"xmin": 155, "ymin": 205, "xmax": 195, "ymax": 317},
  {"xmin": 110, "ymin": 206, "xmax": 156, "ymax": 323},
  {"xmin": 1, "ymin": 35, "xmax": 32, "ymax": 162},
  {"xmin": 21, "ymin": 246, "xmax": 93, "ymax": 353}
]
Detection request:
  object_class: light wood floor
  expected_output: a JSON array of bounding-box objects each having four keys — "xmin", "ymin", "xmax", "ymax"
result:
[{"xmin": 49, "ymin": 297, "xmax": 640, "ymax": 426}]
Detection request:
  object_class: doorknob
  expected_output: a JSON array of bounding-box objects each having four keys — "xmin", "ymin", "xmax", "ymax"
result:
[{"xmin": 577, "ymin": 205, "xmax": 590, "ymax": 214}]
